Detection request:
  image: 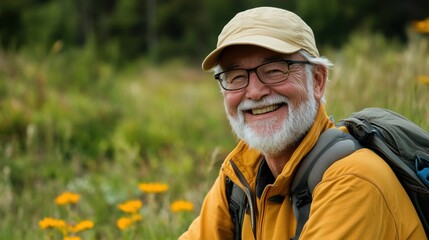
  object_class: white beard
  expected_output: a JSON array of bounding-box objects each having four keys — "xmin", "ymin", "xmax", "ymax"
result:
[{"xmin": 225, "ymin": 73, "xmax": 318, "ymax": 156}]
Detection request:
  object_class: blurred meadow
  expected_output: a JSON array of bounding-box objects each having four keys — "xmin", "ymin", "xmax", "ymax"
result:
[{"xmin": 1, "ymin": 1, "xmax": 429, "ymax": 239}]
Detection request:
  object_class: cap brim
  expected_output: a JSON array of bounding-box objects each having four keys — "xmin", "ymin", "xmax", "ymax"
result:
[{"xmin": 202, "ymin": 35, "xmax": 301, "ymax": 71}]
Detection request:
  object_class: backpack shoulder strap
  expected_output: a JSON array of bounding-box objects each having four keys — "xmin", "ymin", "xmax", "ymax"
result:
[
  {"xmin": 225, "ymin": 176, "xmax": 247, "ymax": 240},
  {"xmin": 290, "ymin": 128, "xmax": 362, "ymax": 239}
]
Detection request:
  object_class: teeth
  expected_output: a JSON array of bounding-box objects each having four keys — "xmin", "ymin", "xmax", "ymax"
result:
[{"xmin": 251, "ymin": 105, "xmax": 280, "ymax": 115}]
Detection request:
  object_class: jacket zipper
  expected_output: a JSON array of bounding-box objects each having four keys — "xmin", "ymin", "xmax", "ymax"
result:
[{"xmin": 257, "ymin": 186, "xmax": 271, "ymax": 240}]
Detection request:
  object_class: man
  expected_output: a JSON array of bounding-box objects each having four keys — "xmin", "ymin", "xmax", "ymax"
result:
[{"xmin": 180, "ymin": 7, "xmax": 426, "ymax": 240}]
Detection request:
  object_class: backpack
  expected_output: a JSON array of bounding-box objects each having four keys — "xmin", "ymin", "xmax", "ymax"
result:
[{"xmin": 226, "ymin": 108, "xmax": 429, "ymax": 240}]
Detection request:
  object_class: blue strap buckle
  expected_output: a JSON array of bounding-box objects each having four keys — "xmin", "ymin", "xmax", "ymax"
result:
[{"xmin": 416, "ymin": 155, "xmax": 429, "ymax": 187}]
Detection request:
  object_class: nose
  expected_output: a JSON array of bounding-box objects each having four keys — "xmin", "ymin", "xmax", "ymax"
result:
[{"xmin": 245, "ymin": 71, "xmax": 270, "ymax": 100}]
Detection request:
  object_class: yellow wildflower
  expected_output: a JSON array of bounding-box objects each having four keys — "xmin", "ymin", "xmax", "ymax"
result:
[
  {"xmin": 116, "ymin": 217, "xmax": 133, "ymax": 230},
  {"xmin": 170, "ymin": 200, "xmax": 194, "ymax": 212},
  {"xmin": 39, "ymin": 217, "xmax": 67, "ymax": 229},
  {"xmin": 68, "ymin": 220, "xmax": 94, "ymax": 233},
  {"xmin": 118, "ymin": 199, "xmax": 143, "ymax": 214},
  {"xmin": 138, "ymin": 182, "xmax": 169, "ymax": 193},
  {"xmin": 64, "ymin": 236, "xmax": 81, "ymax": 240},
  {"xmin": 417, "ymin": 75, "xmax": 429, "ymax": 85},
  {"xmin": 55, "ymin": 192, "xmax": 81, "ymax": 205},
  {"xmin": 412, "ymin": 17, "xmax": 429, "ymax": 34}
]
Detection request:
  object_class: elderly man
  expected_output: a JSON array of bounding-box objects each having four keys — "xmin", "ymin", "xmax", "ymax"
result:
[{"xmin": 180, "ymin": 7, "xmax": 426, "ymax": 240}]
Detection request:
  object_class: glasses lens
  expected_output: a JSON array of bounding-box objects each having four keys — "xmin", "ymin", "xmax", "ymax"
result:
[
  {"xmin": 220, "ymin": 70, "xmax": 248, "ymax": 90},
  {"xmin": 257, "ymin": 61, "xmax": 289, "ymax": 83}
]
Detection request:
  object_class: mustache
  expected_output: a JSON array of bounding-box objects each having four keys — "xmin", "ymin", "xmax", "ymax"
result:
[{"xmin": 237, "ymin": 95, "xmax": 290, "ymax": 112}]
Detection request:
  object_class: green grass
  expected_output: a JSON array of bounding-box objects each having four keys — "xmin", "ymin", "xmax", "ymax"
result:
[
  {"xmin": 324, "ymin": 32, "xmax": 429, "ymax": 126},
  {"xmin": 0, "ymin": 32, "xmax": 428, "ymax": 239}
]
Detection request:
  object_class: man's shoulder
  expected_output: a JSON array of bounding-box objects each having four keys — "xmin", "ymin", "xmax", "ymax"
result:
[
  {"xmin": 322, "ymin": 148, "xmax": 398, "ymax": 188},
  {"xmin": 314, "ymin": 148, "xmax": 409, "ymax": 214}
]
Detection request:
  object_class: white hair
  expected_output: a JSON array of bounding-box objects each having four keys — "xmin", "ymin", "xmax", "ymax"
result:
[
  {"xmin": 299, "ymin": 50, "xmax": 334, "ymax": 68},
  {"xmin": 299, "ymin": 50, "xmax": 333, "ymax": 104}
]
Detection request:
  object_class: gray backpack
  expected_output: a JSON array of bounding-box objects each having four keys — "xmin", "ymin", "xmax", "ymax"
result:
[{"xmin": 227, "ymin": 108, "xmax": 429, "ymax": 239}]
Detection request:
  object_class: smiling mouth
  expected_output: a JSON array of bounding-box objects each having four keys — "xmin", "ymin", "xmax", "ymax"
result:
[{"xmin": 250, "ymin": 103, "xmax": 285, "ymax": 115}]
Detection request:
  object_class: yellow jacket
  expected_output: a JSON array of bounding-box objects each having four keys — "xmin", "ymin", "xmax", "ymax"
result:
[{"xmin": 180, "ymin": 105, "xmax": 427, "ymax": 239}]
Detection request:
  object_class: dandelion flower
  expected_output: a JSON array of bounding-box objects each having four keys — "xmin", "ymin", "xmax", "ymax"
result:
[
  {"xmin": 68, "ymin": 220, "xmax": 94, "ymax": 233},
  {"xmin": 39, "ymin": 217, "xmax": 67, "ymax": 229},
  {"xmin": 138, "ymin": 182, "xmax": 169, "ymax": 194},
  {"xmin": 116, "ymin": 217, "xmax": 133, "ymax": 230},
  {"xmin": 118, "ymin": 199, "xmax": 143, "ymax": 214},
  {"xmin": 55, "ymin": 192, "xmax": 81, "ymax": 205},
  {"xmin": 417, "ymin": 75, "xmax": 429, "ymax": 85},
  {"xmin": 170, "ymin": 200, "xmax": 194, "ymax": 212}
]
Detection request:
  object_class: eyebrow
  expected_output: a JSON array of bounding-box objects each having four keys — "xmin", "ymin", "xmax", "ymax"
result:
[
  {"xmin": 264, "ymin": 55, "xmax": 286, "ymax": 62},
  {"xmin": 222, "ymin": 64, "xmax": 240, "ymax": 72}
]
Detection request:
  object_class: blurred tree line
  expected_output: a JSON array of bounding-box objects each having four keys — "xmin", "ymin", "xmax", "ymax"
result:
[{"xmin": 0, "ymin": 0, "xmax": 428, "ymax": 64}]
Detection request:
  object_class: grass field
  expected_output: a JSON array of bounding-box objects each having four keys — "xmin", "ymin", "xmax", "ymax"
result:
[{"xmin": 1, "ymin": 32, "xmax": 428, "ymax": 239}]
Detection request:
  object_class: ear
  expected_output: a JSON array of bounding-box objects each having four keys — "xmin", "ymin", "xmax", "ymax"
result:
[{"xmin": 312, "ymin": 64, "xmax": 327, "ymax": 101}]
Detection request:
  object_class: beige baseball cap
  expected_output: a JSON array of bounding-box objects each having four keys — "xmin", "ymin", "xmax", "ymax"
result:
[{"xmin": 202, "ymin": 7, "xmax": 319, "ymax": 71}]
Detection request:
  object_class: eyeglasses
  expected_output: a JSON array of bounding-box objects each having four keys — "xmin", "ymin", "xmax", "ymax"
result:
[{"xmin": 214, "ymin": 60, "xmax": 311, "ymax": 91}]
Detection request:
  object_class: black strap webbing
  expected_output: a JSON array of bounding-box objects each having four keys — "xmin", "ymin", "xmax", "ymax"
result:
[{"xmin": 226, "ymin": 176, "xmax": 247, "ymax": 240}]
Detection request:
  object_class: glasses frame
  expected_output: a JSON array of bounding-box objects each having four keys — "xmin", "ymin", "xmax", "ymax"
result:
[{"xmin": 214, "ymin": 60, "xmax": 311, "ymax": 91}]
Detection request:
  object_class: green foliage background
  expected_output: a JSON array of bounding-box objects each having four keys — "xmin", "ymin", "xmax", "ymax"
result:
[
  {"xmin": 0, "ymin": 1, "xmax": 428, "ymax": 239},
  {"xmin": 1, "ymin": 0, "xmax": 428, "ymax": 63}
]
